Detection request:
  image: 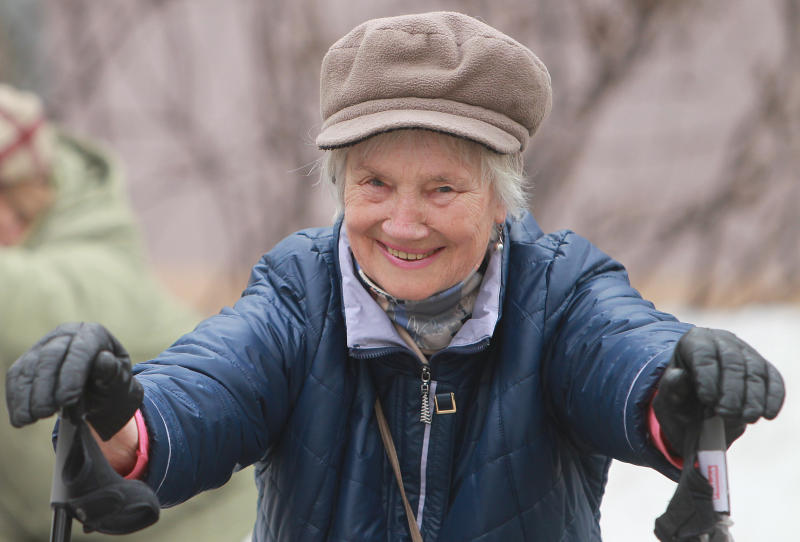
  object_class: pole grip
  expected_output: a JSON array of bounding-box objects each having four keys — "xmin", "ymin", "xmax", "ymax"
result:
[
  {"xmin": 51, "ymin": 410, "xmax": 77, "ymax": 505},
  {"xmin": 50, "ymin": 409, "xmax": 77, "ymax": 542},
  {"xmin": 697, "ymin": 416, "xmax": 731, "ymax": 514}
]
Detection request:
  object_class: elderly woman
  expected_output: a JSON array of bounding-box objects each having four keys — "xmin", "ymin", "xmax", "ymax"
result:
[{"xmin": 6, "ymin": 12, "xmax": 784, "ymax": 542}]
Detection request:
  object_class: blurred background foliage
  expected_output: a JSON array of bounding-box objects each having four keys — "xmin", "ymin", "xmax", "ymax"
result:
[{"xmin": 1, "ymin": 0, "xmax": 798, "ymax": 313}]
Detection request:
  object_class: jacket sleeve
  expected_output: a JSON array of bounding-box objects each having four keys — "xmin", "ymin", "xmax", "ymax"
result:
[
  {"xmin": 133, "ymin": 258, "xmax": 313, "ymax": 506},
  {"xmin": 540, "ymin": 231, "xmax": 691, "ymax": 480}
]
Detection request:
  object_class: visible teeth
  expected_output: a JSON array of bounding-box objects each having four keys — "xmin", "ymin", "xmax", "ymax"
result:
[{"xmin": 387, "ymin": 247, "xmax": 434, "ymax": 260}]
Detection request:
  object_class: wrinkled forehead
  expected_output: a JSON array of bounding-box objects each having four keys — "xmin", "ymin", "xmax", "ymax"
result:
[{"xmin": 346, "ymin": 129, "xmax": 483, "ymax": 173}]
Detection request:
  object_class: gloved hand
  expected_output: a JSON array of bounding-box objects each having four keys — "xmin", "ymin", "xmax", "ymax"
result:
[
  {"xmin": 654, "ymin": 327, "xmax": 785, "ymax": 456},
  {"xmin": 6, "ymin": 322, "xmax": 143, "ymax": 440}
]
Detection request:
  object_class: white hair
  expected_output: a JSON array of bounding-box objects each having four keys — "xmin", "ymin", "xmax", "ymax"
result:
[{"xmin": 318, "ymin": 130, "xmax": 528, "ymax": 219}]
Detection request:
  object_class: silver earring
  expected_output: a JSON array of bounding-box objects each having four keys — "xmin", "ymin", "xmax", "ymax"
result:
[{"xmin": 495, "ymin": 224, "xmax": 504, "ymax": 252}]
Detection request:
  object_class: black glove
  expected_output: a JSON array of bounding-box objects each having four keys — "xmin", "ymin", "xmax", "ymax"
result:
[
  {"xmin": 654, "ymin": 452, "xmax": 719, "ymax": 541},
  {"xmin": 654, "ymin": 327, "xmax": 785, "ymax": 456},
  {"xmin": 6, "ymin": 322, "xmax": 143, "ymax": 440}
]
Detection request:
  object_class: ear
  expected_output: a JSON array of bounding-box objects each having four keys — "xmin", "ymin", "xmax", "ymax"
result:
[{"xmin": 492, "ymin": 198, "xmax": 507, "ymax": 225}]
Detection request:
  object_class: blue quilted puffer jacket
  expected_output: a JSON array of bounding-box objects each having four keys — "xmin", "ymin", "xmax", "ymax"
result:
[{"xmin": 133, "ymin": 213, "xmax": 690, "ymax": 541}]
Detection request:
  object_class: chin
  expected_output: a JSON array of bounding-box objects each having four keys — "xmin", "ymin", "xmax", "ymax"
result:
[
  {"xmin": 385, "ymin": 287, "xmax": 426, "ymax": 301},
  {"xmin": 389, "ymin": 279, "xmax": 448, "ymax": 301}
]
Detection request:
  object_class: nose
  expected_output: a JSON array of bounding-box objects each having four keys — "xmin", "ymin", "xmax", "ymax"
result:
[{"xmin": 382, "ymin": 193, "xmax": 428, "ymax": 240}]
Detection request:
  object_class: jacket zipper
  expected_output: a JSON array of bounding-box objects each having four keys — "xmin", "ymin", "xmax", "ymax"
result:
[
  {"xmin": 417, "ymin": 365, "xmax": 435, "ymax": 531},
  {"xmin": 351, "ymin": 344, "xmax": 492, "ymax": 536},
  {"xmin": 420, "ymin": 365, "xmax": 432, "ymax": 424}
]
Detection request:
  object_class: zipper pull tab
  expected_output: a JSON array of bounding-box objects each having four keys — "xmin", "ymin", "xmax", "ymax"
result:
[{"xmin": 420, "ymin": 366, "xmax": 432, "ymax": 424}]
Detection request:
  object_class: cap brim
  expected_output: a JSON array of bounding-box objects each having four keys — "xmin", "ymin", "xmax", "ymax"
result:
[{"xmin": 316, "ymin": 109, "xmax": 521, "ymax": 154}]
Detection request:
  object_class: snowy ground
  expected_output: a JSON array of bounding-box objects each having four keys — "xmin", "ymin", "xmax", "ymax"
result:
[{"xmin": 600, "ymin": 304, "xmax": 800, "ymax": 541}]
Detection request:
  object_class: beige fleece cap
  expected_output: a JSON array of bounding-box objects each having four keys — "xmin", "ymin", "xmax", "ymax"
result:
[
  {"xmin": 0, "ymin": 84, "xmax": 54, "ymax": 185},
  {"xmin": 316, "ymin": 11, "xmax": 552, "ymax": 154}
]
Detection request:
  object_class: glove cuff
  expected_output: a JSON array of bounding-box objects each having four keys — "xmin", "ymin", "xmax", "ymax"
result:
[
  {"xmin": 648, "ymin": 399, "xmax": 684, "ymax": 469},
  {"xmin": 87, "ymin": 378, "xmax": 143, "ymax": 441}
]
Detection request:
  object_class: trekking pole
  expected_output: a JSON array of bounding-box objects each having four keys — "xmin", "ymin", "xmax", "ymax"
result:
[
  {"xmin": 50, "ymin": 408, "xmax": 78, "ymax": 542},
  {"xmin": 48, "ymin": 405, "xmax": 160, "ymax": 540},
  {"xmin": 654, "ymin": 415, "xmax": 734, "ymax": 541},
  {"xmin": 696, "ymin": 416, "xmax": 733, "ymax": 541},
  {"xmin": 50, "ymin": 505, "xmax": 72, "ymax": 542}
]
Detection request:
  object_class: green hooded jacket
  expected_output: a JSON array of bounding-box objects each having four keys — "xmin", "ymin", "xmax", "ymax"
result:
[{"xmin": 0, "ymin": 132, "xmax": 256, "ymax": 541}]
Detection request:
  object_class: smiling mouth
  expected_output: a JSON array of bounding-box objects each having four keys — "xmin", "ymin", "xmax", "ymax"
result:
[{"xmin": 385, "ymin": 245, "xmax": 438, "ymax": 261}]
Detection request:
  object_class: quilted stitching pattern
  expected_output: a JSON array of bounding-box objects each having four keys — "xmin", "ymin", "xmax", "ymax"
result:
[{"xmin": 135, "ymin": 214, "xmax": 690, "ymax": 541}]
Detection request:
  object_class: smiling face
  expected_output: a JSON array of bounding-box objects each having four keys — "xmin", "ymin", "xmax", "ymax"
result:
[{"xmin": 343, "ymin": 131, "xmax": 507, "ymax": 301}]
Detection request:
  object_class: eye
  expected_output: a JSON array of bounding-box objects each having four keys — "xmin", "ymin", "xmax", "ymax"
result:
[
  {"xmin": 435, "ymin": 185, "xmax": 454, "ymax": 193},
  {"xmin": 367, "ymin": 177, "xmax": 386, "ymax": 188}
]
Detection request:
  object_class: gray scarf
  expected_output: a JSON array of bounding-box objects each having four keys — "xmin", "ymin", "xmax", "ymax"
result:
[{"xmin": 356, "ymin": 254, "xmax": 488, "ymax": 355}]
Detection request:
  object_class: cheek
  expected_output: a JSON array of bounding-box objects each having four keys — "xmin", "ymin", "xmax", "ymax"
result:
[
  {"xmin": 343, "ymin": 213, "xmax": 367, "ymax": 250},
  {"xmin": 343, "ymin": 197, "xmax": 385, "ymax": 257},
  {"xmin": 437, "ymin": 207, "xmax": 495, "ymax": 276},
  {"xmin": 343, "ymin": 186, "xmax": 367, "ymax": 226},
  {"xmin": 344, "ymin": 198, "xmax": 378, "ymax": 236},
  {"xmin": 447, "ymin": 196, "xmax": 497, "ymax": 242}
]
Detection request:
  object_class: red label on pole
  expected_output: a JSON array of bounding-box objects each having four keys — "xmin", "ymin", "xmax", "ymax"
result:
[{"xmin": 707, "ymin": 465, "xmax": 720, "ymax": 499}]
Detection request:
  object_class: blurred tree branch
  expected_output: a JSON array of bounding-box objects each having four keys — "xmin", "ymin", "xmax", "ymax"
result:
[
  {"xmin": 526, "ymin": 0, "xmax": 693, "ymax": 205},
  {"xmin": 3, "ymin": 0, "xmax": 795, "ymax": 309},
  {"xmin": 643, "ymin": 0, "xmax": 800, "ymax": 304}
]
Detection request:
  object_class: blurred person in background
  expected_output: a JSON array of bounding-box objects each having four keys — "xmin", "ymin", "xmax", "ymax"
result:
[
  {"xmin": 4, "ymin": 13, "xmax": 786, "ymax": 542},
  {"xmin": 0, "ymin": 83, "xmax": 256, "ymax": 541}
]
